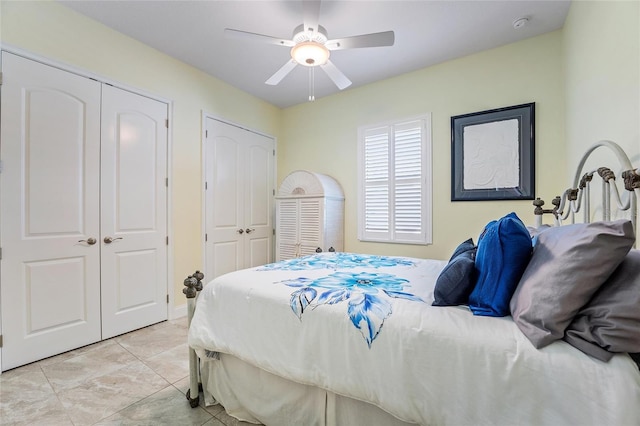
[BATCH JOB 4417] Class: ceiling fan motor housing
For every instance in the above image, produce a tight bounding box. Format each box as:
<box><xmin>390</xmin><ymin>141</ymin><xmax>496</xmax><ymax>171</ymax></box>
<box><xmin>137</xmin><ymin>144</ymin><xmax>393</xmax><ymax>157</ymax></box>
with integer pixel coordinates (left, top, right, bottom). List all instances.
<box><xmin>292</xmin><ymin>24</ymin><xmax>329</xmax><ymax>44</ymax></box>
<box><xmin>291</xmin><ymin>24</ymin><xmax>330</xmax><ymax>66</ymax></box>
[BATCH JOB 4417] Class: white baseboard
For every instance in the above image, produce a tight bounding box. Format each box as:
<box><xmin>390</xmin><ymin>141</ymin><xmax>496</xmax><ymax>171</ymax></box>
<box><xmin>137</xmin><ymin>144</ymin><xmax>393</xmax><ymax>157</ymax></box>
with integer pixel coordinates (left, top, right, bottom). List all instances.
<box><xmin>171</xmin><ymin>303</ymin><xmax>188</xmax><ymax>320</ymax></box>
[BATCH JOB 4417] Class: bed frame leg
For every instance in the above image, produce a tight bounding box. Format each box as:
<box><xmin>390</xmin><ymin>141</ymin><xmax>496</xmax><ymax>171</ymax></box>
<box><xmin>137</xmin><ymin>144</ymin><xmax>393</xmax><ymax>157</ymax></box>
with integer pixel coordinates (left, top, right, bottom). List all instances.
<box><xmin>184</xmin><ymin>270</ymin><xmax>204</xmax><ymax>408</ymax></box>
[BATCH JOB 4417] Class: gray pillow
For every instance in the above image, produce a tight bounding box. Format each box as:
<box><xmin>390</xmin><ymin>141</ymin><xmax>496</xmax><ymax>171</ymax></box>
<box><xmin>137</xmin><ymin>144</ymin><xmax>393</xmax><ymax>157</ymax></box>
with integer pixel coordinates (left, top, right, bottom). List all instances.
<box><xmin>510</xmin><ymin>219</ymin><xmax>635</xmax><ymax>349</ymax></box>
<box><xmin>563</xmin><ymin>249</ymin><xmax>640</xmax><ymax>361</ymax></box>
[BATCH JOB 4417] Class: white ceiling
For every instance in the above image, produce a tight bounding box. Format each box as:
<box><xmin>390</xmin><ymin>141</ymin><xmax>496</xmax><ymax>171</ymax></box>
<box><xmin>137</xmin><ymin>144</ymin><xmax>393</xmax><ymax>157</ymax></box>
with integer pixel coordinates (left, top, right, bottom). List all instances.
<box><xmin>59</xmin><ymin>0</ymin><xmax>571</xmax><ymax>109</ymax></box>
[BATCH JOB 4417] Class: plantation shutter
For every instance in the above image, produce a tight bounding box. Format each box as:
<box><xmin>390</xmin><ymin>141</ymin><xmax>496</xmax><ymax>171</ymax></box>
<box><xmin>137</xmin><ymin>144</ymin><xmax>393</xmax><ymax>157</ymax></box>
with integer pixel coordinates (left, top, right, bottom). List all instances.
<box><xmin>359</xmin><ymin>116</ymin><xmax>431</xmax><ymax>244</ymax></box>
<box><xmin>363</xmin><ymin>126</ymin><xmax>390</xmax><ymax>238</ymax></box>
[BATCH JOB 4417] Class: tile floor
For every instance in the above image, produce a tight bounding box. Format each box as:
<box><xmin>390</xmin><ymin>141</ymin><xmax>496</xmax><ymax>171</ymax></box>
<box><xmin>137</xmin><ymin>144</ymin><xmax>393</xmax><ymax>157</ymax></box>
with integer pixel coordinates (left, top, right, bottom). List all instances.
<box><xmin>0</xmin><ymin>318</ymin><xmax>253</xmax><ymax>426</ymax></box>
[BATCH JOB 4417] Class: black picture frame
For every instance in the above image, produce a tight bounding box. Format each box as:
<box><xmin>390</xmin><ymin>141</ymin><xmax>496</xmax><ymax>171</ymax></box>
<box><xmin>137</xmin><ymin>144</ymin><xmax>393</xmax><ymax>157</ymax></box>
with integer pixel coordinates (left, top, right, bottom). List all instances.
<box><xmin>451</xmin><ymin>102</ymin><xmax>535</xmax><ymax>201</ymax></box>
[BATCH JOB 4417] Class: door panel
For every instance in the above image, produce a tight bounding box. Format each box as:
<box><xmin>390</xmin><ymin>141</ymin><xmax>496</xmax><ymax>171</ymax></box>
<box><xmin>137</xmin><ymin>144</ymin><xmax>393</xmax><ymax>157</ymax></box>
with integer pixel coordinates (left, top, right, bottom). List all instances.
<box><xmin>100</xmin><ymin>85</ymin><xmax>168</xmax><ymax>339</ymax></box>
<box><xmin>25</xmin><ymin>258</ymin><xmax>87</xmax><ymax>332</ymax></box>
<box><xmin>27</xmin><ymin>90</ymin><xmax>87</xmax><ymax>235</ymax></box>
<box><xmin>247</xmin><ymin>238</ymin><xmax>270</xmax><ymax>267</ymax></box>
<box><xmin>116</xmin><ymin>112</ymin><xmax>158</xmax><ymax>231</ymax></box>
<box><xmin>114</xmin><ymin>249</ymin><xmax>158</xmax><ymax>310</ymax></box>
<box><xmin>276</xmin><ymin>199</ymin><xmax>299</xmax><ymax>260</ymax></box>
<box><xmin>299</xmin><ymin>199</ymin><xmax>322</xmax><ymax>252</ymax></box>
<box><xmin>0</xmin><ymin>52</ymin><xmax>102</xmax><ymax>370</ymax></box>
<box><xmin>213</xmin><ymin>242</ymin><xmax>241</xmax><ymax>278</ymax></box>
<box><xmin>244</xmin><ymin>133</ymin><xmax>274</xmax><ymax>268</ymax></box>
<box><xmin>205</xmin><ymin>118</ymin><xmax>274</xmax><ymax>278</ymax></box>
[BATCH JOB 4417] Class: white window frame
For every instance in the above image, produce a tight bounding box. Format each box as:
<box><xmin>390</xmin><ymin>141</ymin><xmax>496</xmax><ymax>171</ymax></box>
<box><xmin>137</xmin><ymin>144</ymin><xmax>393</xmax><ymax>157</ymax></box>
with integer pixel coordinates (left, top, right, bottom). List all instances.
<box><xmin>357</xmin><ymin>114</ymin><xmax>432</xmax><ymax>245</ymax></box>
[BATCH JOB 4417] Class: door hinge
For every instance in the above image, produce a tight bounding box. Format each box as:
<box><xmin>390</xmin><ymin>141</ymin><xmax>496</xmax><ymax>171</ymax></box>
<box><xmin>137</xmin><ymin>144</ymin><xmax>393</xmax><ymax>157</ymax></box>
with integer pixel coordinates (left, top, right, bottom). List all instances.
<box><xmin>205</xmin><ymin>233</ymin><xmax>208</xmax><ymax>242</ymax></box>
<box><xmin>273</xmin><ymin>229</ymin><xmax>275</xmax><ymax>235</ymax></box>
<box><xmin>0</xmin><ymin>335</ymin><xmax>3</xmax><ymax>348</ymax></box>
<box><xmin>273</xmin><ymin>189</ymin><xmax>275</xmax><ymax>196</ymax></box>
<box><xmin>0</xmin><ymin>72</ymin><xmax>3</xmax><ymax>86</ymax></box>
<box><xmin>205</xmin><ymin>181</ymin><xmax>208</xmax><ymax>190</ymax></box>
<box><xmin>166</xmin><ymin>236</ymin><xmax>169</xmax><ymax>245</ymax></box>
<box><xmin>0</xmin><ymin>247</ymin><xmax>2</xmax><ymax>260</ymax></box>
<box><xmin>165</xmin><ymin>119</ymin><xmax>169</xmax><ymax>128</ymax></box>
<box><xmin>273</xmin><ymin>149</ymin><xmax>276</xmax><ymax>156</ymax></box>
<box><xmin>166</xmin><ymin>294</ymin><xmax>169</xmax><ymax>304</ymax></box>
<box><xmin>205</xmin><ymin>130</ymin><xmax>208</xmax><ymax>138</ymax></box>
<box><xmin>165</xmin><ymin>177</ymin><xmax>169</xmax><ymax>187</ymax></box>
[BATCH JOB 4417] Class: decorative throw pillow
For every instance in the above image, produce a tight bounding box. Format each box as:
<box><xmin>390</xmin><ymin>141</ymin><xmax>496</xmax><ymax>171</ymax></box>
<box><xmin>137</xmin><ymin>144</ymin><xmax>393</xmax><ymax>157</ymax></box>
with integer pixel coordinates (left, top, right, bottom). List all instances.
<box><xmin>432</xmin><ymin>238</ymin><xmax>477</xmax><ymax>306</ymax></box>
<box><xmin>510</xmin><ymin>220</ymin><xmax>635</xmax><ymax>349</ymax></box>
<box><xmin>448</xmin><ymin>238</ymin><xmax>476</xmax><ymax>261</ymax></box>
<box><xmin>468</xmin><ymin>212</ymin><xmax>532</xmax><ymax>317</ymax></box>
<box><xmin>563</xmin><ymin>249</ymin><xmax>640</xmax><ymax>361</ymax></box>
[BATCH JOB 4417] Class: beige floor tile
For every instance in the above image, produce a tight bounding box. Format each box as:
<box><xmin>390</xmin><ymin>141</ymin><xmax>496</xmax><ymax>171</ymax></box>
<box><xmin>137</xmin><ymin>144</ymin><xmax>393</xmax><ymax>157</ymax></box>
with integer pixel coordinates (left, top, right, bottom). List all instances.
<box><xmin>94</xmin><ymin>385</ymin><xmax>213</xmax><ymax>426</ymax></box>
<box><xmin>55</xmin><ymin>361</ymin><xmax>169</xmax><ymax>425</ymax></box>
<box><xmin>0</xmin><ymin>370</ymin><xmax>72</xmax><ymax>426</ymax></box>
<box><xmin>214</xmin><ymin>409</ymin><xmax>261</xmax><ymax>426</ymax></box>
<box><xmin>143</xmin><ymin>342</ymin><xmax>190</xmax><ymax>384</ymax></box>
<box><xmin>0</xmin><ymin>318</ymin><xmax>255</xmax><ymax>426</ymax></box>
<box><xmin>115</xmin><ymin>322</ymin><xmax>187</xmax><ymax>359</ymax></box>
<box><xmin>169</xmin><ymin>316</ymin><xmax>189</xmax><ymax>329</ymax></box>
<box><xmin>41</xmin><ymin>340</ymin><xmax>139</xmax><ymax>393</ymax></box>
<box><xmin>202</xmin><ymin>418</ymin><xmax>229</xmax><ymax>426</ymax></box>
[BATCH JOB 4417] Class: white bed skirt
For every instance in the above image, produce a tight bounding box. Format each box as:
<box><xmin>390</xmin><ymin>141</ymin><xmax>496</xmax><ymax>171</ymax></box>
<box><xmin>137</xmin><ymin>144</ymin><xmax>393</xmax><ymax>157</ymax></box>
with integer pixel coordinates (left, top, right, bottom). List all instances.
<box><xmin>200</xmin><ymin>353</ymin><xmax>417</xmax><ymax>426</ymax></box>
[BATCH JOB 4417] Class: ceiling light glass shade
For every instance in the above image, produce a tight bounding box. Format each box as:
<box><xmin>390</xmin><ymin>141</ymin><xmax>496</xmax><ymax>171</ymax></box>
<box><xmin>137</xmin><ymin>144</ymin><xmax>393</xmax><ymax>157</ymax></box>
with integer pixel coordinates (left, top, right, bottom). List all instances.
<box><xmin>291</xmin><ymin>42</ymin><xmax>330</xmax><ymax>67</ymax></box>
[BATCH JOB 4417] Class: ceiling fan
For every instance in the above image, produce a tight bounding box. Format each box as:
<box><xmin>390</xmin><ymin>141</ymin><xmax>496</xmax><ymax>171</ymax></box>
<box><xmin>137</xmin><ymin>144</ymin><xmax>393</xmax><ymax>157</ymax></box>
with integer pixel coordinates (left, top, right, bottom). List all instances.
<box><xmin>224</xmin><ymin>0</ymin><xmax>395</xmax><ymax>93</ymax></box>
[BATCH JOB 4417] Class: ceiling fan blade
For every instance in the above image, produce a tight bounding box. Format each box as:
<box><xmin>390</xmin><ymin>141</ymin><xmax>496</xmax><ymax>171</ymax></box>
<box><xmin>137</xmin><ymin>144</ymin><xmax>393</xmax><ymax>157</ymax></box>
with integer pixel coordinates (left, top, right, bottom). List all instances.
<box><xmin>302</xmin><ymin>0</ymin><xmax>322</xmax><ymax>34</ymax></box>
<box><xmin>325</xmin><ymin>31</ymin><xmax>395</xmax><ymax>50</ymax></box>
<box><xmin>320</xmin><ymin>60</ymin><xmax>352</xmax><ymax>90</ymax></box>
<box><xmin>224</xmin><ymin>28</ymin><xmax>294</xmax><ymax>47</ymax></box>
<box><xmin>265</xmin><ymin>60</ymin><xmax>298</xmax><ymax>85</ymax></box>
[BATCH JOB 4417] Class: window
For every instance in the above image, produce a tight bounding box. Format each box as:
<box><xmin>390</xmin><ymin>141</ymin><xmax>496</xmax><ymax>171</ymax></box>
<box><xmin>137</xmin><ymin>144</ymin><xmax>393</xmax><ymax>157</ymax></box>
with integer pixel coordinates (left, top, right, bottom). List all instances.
<box><xmin>357</xmin><ymin>115</ymin><xmax>432</xmax><ymax>244</ymax></box>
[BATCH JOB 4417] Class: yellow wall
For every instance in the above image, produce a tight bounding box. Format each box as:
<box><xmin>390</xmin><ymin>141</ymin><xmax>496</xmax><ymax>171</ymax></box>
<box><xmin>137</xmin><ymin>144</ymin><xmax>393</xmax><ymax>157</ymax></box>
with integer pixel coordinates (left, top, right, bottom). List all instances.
<box><xmin>563</xmin><ymin>0</ymin><xmax>640</xmax><ymax>166</ymax></box>
<box><xmin>0</xmin><ymin>0</ymin><xmax>282</xmax><ymax>308</ymax></box>
<box><xmin>280</xmin><ymin>31</ymin><xmax>566</xmax><ymax>260</ymax></box>
<box><xmin>562</xmin><ymin>0</ymin><xmax>639</xmax><ymax>239</ymax></box>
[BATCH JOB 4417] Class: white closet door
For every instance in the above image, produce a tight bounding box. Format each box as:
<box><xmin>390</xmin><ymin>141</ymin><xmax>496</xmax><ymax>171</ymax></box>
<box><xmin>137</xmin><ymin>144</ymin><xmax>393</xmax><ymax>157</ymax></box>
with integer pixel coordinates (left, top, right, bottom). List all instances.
<box><xmin>100</xmin><ymin>85</ymin><xmax>168</xmax><ymax>339</ymax></box>
<box><xmin>205</xmin><ymin>117</ymin><xmax>274</xmax><ymax>279</ymax></box>
<box><xmin>243</xmin><ymin>132</ymin><xmax>275</xmax><ymax>268</ymax></box>
<box><xmin>0</xmin><ymin>52</ymin><xmax>102</xmax><ymax>370</ymax></box>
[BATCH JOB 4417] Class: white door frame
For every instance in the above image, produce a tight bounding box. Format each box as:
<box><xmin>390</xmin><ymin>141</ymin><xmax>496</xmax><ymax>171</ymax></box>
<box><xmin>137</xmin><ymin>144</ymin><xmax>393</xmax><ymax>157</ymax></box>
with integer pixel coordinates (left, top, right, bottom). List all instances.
<box><xmin>200</xmin><ymin>112</ymin><xmax>278</xmax><ymax>276</ymax></box>
<box><xmin>0</xmin><ymin>46</ymin><xmax>174</xmax><ymax>373</ymax></box>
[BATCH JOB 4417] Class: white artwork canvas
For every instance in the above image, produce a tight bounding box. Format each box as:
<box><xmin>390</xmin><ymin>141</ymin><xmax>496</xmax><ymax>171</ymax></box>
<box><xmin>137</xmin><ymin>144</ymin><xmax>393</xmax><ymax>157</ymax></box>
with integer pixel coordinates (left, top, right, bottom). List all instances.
<box><xmin>463</xmin><ymin>119</ymin><xmax>520</xmax><ymax>190</ymax></box>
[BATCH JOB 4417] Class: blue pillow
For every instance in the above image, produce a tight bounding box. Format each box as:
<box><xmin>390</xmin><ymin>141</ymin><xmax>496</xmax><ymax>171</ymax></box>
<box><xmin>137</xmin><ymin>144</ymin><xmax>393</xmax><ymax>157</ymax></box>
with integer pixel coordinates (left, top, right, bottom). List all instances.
<box><xmin>448</xmin><ymin>238</ymin><xmax>475</xmax><ymax>261</ymax></box>
<box><xmin>433</xmin><ymin>239</ymin><xmax>477</xmax><ymax>306</ymax></box>
<box><xmin>469</xmin><ymin>212</ymin><xmax>532</xmax><ymax>317</ymax></box>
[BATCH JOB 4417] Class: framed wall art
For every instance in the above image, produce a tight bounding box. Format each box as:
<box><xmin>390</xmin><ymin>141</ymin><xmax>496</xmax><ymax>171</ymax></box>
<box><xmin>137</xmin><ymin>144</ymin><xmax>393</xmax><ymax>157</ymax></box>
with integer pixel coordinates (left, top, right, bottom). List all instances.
<box><xmin>451</xmin><ymin>102</ymin><xmax>535</xmax><ymax>201</ymax></box>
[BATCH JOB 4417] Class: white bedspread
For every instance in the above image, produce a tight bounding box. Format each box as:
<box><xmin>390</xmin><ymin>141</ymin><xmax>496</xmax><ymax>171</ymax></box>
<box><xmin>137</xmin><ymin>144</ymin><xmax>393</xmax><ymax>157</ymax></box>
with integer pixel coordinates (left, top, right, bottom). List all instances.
<box><xmin>188</xmin><ymin>253</ymin><xmax>640</xmax><ymax>425</ymax></box>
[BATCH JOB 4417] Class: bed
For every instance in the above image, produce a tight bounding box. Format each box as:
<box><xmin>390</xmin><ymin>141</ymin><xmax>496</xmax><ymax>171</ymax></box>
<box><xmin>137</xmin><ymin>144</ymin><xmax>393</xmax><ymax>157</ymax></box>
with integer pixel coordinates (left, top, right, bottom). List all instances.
<box><xmin>186</xmin><ymin>140</ymin><xmax>640</xmax><ymax>425</ymax></box>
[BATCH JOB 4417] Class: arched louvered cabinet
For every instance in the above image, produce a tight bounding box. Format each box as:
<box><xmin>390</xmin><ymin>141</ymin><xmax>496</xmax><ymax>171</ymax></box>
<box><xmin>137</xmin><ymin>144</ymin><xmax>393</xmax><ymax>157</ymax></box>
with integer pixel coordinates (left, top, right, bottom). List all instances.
<box><xmin>276</xmin><ymin>170</ymin><xmax>345</xmax><ymax>261</ymax></box>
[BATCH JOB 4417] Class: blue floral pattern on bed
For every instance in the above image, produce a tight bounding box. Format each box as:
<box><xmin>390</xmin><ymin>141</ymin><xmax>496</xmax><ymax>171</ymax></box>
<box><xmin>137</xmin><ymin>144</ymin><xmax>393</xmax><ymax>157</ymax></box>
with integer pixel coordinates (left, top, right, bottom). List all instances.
<box><xmin>267</xmin><ymin>253</ymin><xmax>424</xmax><ymax>347</ymax></box>
<box><xmin>258</xmin><ymin>252</ymin><xmax>416</xmax><ymax>271</ymax></box>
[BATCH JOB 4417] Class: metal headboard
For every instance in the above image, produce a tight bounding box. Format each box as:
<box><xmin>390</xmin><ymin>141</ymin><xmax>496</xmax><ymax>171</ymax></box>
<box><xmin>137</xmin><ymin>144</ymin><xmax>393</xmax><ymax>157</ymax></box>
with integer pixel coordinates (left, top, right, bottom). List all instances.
<box><xmin>533</xmin><ymin>140</ymin><xmax>640</xmax><ymax>243</ymax></box>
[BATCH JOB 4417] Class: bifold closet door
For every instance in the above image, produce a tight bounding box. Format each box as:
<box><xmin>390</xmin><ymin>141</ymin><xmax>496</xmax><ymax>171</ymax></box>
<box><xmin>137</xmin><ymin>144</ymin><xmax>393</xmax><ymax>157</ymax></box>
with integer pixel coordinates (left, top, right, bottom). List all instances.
<box><xmin>0</xmin><ymin>52</ymin><xmax>102</xmax><ymax>370</ymax></box>
<box><xmin>100</xmin><ymin>85</ymin><xmax>168</xmax><ymax>339</ymax></box>
<box><xmin>204</xmin><ymin>117</ymin><xmax>274</xmax><ymax>280</ymax></box>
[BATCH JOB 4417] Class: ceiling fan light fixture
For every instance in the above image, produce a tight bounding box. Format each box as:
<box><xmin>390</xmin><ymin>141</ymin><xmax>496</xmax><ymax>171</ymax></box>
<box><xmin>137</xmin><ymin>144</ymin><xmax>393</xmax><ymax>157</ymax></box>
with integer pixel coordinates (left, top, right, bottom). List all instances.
<box><xmin>291</xmin><ymin>41</ymin><xmax>330</xmax><ymax>66</ymax></box>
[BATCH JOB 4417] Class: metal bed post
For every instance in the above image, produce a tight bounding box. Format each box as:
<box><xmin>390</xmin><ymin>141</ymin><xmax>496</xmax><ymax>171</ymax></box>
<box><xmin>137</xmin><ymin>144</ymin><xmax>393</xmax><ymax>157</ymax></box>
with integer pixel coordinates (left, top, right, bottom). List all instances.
<box><xmin>184</xmin><ymin>270</ymin><xmax>204</xmax><ymax>408</ymax></box>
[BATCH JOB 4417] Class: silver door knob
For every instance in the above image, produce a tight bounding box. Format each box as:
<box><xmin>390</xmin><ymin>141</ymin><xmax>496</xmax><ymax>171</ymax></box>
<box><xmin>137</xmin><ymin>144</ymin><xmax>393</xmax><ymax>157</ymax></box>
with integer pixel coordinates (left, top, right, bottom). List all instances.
<box><xmin>78</xmin><ymin>237</ymin><xmax>97</xmax><ymax>245</ymax></box>
<box><xmin>237</xmin><ymin>229</ymin><xmax>244</xmax><ymax>234</ymax></box>
<box><xmin>104</xmin><ymin>236</ymin><xmax>123</xmax><ymax>244</ymax></box>
<box><xmin>245</xmin><ymin>228</ymin><xmax>255</xmax><ymax>234</ymax></box>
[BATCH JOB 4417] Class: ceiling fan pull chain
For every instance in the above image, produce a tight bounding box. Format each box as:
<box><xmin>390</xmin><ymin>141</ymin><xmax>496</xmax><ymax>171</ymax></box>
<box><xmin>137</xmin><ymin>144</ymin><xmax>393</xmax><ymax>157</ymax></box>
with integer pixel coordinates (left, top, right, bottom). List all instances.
<box><xmin>309</xmin><ymin>67</ymin><xmax>315</xmax><ymax>102</ymax></box>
